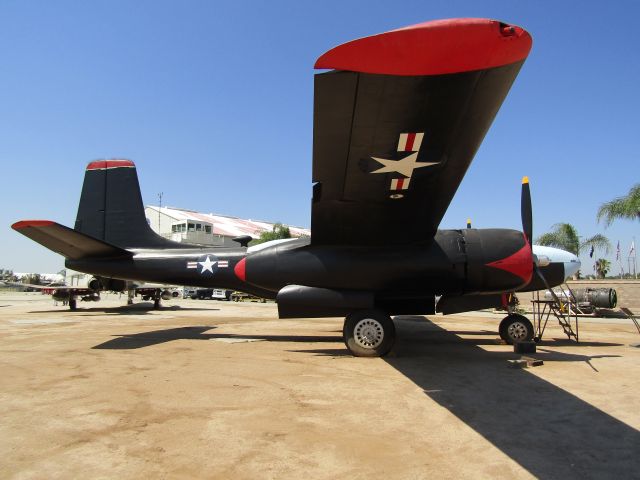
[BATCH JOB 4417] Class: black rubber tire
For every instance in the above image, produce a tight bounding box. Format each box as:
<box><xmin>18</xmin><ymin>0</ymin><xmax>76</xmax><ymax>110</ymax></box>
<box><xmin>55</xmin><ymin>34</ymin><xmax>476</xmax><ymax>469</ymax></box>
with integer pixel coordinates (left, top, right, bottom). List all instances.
<box><xmin>499</xmin><ymin>314</ymin><xmax>534</xmax><ymax>344</ymax></box>
<box><xmin>153</xmin><ymin>299</ymin><xmax>160</xmax><ymax>310</ymax></box>
<box><xmin>69</xmin><ymin>299</ymin><xmax>77</xmax><ymax>311</ymax></box>
<box><xmin>343</xmin><ymin>309</ymin><xmax>395</xmax><ymax>357</ymax></box>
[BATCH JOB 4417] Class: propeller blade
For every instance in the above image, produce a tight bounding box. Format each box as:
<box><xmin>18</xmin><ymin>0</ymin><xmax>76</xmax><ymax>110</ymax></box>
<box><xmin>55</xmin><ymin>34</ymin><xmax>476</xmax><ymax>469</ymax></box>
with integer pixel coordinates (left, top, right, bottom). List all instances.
<box><xmin>521</xmin><ymin>176</ymin><xmax>532</xmax><ymax>246</ymax></box>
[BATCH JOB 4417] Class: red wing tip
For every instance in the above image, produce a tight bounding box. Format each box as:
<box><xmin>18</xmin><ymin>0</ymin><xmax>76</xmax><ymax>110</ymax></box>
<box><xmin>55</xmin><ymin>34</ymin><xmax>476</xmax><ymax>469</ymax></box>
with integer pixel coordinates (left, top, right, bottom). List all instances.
<box><xmin>12</xmin><ymin>220</ymin><xmax>55</xmax><ymax>230</ymax></box>
<box><xmin>86</xmin><ymin>159</ymin><xmax>136</xmax><ymax>171</ymax></box>
<box><xmin>314</xmin><ymin>17</ymin><xmax>532</xmax><ymax>76</ymax></box>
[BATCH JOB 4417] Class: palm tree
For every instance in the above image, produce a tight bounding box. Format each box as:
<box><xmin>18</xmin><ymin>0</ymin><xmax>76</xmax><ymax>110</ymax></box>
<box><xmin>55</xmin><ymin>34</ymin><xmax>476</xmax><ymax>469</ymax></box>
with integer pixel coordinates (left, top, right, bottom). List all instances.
<box><xmin>595</xmin><ymin>258</ymin><xmax>611</xmax><ymax>279</ymax></box>
<box><xmin>597</xmin><ymin>184</ymin><xmax>640</xmax><ymax>227</ymax></box>
<box><xmin>535</xmin><ymin>223</ymin><xmax>611</xmax><ymax>256</ymax></box>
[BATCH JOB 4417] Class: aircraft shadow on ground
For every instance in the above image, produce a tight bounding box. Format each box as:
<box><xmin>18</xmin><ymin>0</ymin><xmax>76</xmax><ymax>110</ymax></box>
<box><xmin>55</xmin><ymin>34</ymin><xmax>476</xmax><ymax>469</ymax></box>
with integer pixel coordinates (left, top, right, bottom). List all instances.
<box><xmin>91</xmin><ymin>317</ymin><xmax>639</xmax><ymax>477</ymax></box>
<box><xmin>28</xmin><ymin>304</ymin><xmax>216</xmax><ymax>315</ymax></box>
<box><xmin>92</xmin><ymin>326</ymin><xmax>342</xmax><ymax>349</ymax></box>
<box><xmin>378</xmin><ymin>316</ymin><xmax>639</xmax><ymax>479</ymax></box>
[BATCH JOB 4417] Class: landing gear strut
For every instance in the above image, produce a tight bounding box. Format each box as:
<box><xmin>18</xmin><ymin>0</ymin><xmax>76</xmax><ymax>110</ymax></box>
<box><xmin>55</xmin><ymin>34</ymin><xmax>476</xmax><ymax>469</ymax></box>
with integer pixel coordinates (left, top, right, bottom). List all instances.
<box><xmin>343</xmin><ymin>309</ymin><xmax>395</xmax><ymax>357</ymax></box>
<box><xmin>153</xmin><ymin>289</ymin><xmax>161</xmax><ymax>310</ymax></box>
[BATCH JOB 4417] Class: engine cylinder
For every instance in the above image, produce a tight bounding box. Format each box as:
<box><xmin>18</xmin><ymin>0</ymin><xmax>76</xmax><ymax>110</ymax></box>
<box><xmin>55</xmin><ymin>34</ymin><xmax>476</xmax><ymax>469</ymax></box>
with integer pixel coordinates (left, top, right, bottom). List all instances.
<box><xmin>545</xmin><ymin>288</ymin><xmax>617</xmax><ymax>309</ymax></box>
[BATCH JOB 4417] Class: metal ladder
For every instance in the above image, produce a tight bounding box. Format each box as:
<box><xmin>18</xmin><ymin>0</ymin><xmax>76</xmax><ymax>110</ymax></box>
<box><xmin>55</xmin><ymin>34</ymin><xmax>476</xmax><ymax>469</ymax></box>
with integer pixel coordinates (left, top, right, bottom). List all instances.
<box><xmin>531</xmin><ymin>283</ymin><xmax>580</xmax><ymax>342</ymax></box>
<box><xmin>619</xmin><ymin>307</ymin><xmax>640</xmax><ymax>334</ymax></box>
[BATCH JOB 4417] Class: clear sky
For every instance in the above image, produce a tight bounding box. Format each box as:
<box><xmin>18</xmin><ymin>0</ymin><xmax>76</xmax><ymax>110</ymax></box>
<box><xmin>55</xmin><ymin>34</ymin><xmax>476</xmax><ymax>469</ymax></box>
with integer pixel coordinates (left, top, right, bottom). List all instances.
<box><xmin>1</xmin><ymin>0</ymin><xmax>638</xmax><ymax>275</ymax></box>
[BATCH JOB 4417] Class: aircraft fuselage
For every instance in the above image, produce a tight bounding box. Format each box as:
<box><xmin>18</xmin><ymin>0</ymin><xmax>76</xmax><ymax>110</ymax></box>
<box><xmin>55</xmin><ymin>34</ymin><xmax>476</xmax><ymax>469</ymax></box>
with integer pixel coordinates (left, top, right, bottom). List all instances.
<box><xmin>65</xmin><ymin>226</ymin><xmax>570</xmax><ymax>316</ymax></box>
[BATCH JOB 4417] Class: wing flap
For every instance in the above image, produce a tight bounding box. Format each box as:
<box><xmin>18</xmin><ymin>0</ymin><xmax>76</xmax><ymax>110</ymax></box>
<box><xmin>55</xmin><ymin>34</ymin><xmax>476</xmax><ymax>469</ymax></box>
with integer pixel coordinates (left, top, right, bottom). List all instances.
<box><xmin>12</xmin><ymin>220</ymin><xmax>131</xmax><ymax>260</ymax></box>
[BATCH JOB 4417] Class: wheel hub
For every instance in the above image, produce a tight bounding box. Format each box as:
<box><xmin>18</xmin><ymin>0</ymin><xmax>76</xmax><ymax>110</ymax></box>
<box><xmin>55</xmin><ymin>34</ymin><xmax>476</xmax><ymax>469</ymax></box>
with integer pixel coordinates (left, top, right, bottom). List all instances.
<box><xmin>507</xmin><ymin>322</ymin><xmax>528</xmax><ymax>341</ymax></box>
<box><xmin>354</xmin><ymin>318</ymin><xmax>384</xmax><ymax>349</ymax></box>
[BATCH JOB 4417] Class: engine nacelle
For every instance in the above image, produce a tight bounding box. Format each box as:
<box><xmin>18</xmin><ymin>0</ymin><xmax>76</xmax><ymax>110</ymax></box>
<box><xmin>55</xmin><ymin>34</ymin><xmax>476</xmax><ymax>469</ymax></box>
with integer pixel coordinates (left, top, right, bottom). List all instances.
<box><xmin>460</xmin><ymin>228</ymin><xmax>533</xmax><ymax>294</ymax></box>
<box><xmin>241</xmin><ymin>229</ymin><xmax>532</xmax><ymax>301</ymax></box>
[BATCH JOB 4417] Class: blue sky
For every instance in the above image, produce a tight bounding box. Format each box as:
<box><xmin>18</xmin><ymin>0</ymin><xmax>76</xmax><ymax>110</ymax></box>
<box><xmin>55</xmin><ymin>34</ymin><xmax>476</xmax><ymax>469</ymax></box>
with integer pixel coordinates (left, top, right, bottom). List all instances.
<box><xmin>1</xmin><ymin>0</ymin><xmax>638</xmax><ymax>275</ymax></box>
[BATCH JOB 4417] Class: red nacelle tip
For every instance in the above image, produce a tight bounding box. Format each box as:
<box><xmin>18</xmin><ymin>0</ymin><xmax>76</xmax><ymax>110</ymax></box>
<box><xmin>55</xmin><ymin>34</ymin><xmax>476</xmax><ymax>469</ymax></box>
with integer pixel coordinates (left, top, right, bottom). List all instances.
<box><xmin>485</xmin><ymin>238</ymin><xmax>534</xmax><ymax>285</ymax></box>
<box><xmin>234</xmin><ymin>257</ymin><xmax>246</xmax><ymax>282</ymax></box>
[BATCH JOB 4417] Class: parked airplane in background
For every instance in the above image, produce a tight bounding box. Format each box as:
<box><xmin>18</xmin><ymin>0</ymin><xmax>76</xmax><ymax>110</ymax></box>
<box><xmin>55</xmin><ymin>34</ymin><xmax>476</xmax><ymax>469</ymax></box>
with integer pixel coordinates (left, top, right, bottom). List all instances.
<box><xmin>12</xmin><ymin>18</ymin><xmax>580</xmax><ymax>356</ymax></box>
<box><xmin>5</xmin><ymin>274</ymin><xmax>180</xmax><ymax>309</ymax></box>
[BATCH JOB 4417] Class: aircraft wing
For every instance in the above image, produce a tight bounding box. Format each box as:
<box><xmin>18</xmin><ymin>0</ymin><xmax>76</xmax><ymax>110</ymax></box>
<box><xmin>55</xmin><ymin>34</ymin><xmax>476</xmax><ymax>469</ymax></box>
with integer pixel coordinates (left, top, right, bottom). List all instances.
<box><xmin>311</xmin><ymin>18</ymin><xmax>532</xmax><ymax>246</ymax></box>
<box><xmin>11</xmin><ymin>220</ymin><xmax>131</xmax><ymax>260</ymax></box>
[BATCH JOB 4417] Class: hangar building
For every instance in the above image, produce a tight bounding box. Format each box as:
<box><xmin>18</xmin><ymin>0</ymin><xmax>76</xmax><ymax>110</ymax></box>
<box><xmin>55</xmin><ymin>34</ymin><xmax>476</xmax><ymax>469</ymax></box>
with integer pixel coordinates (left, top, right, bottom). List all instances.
<box><xmin>144</xmin><ymin>206</ymin><xmax>309</xmax><ymax>247</ymax></box>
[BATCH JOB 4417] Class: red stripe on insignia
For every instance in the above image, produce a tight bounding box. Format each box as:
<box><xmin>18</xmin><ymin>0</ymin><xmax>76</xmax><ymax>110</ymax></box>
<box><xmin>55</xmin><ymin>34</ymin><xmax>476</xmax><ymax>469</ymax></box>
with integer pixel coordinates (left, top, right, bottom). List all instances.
<box><xmin>397</xmin><ymin>178</ymin><xmax>404</xmax><ymax>189</ymax></box>
<box><xmin>11</xmin><ymin>220</ymin><xmax>55</xmax><ymax>230</ymax></box>
<box><xmin>405</xmin><ymin>133</ymin><xmax>415</xmax><ymax>151</ymax></box>
<box><xmin>86</xmin><ymin>159</ymin><xmax>136</xmax><ymax>171</ymax></box>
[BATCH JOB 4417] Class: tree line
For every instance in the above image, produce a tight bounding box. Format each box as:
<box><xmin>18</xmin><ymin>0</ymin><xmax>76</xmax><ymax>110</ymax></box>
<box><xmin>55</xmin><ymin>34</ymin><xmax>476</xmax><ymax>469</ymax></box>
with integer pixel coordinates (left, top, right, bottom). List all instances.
<box><xmin>536</xmin><ymin>184</ymin><xmax>639</xmax><ymax>279</ymax></box>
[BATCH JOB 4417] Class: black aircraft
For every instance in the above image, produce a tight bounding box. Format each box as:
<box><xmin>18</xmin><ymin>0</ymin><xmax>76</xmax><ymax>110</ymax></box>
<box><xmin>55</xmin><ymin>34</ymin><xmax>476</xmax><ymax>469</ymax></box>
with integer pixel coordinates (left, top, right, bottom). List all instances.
<box><xmin>12</xmin><ymin>18</ymin><xmax>578</xmax><ymax>356</ymax></box>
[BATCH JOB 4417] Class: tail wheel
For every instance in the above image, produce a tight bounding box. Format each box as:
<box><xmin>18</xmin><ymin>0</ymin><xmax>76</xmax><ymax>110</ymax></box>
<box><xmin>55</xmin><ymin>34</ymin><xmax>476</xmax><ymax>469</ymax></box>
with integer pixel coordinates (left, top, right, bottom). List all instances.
<box><xmin>343</xmin><ymin>309</ymin><xmax>395</xmax><ymax>357</ymax></box>
<box><xmin>499</xmin><ymin>314</ymin><xmax>534</xmax><ymax>344</ymax></box>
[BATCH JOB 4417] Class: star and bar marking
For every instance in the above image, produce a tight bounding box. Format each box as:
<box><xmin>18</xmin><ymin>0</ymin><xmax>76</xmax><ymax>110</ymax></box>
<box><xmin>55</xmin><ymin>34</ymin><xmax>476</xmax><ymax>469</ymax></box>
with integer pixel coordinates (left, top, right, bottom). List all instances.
<box><xmin>186</xmin><ymin>255</ymin><xmax>229</xmax><ymax>275</ymax></box>
<box><xmin>370</xmin><ymin>132</ymin><xmax>438</xmax><ymax>198</ymax></box>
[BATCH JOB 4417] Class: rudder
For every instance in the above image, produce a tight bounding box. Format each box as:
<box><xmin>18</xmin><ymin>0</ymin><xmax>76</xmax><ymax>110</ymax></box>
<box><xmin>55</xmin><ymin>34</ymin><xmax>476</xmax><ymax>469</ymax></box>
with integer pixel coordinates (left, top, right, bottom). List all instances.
<box><xmin>74</xmin><ymin>159</ymin><xmax>174</xmax><ymax>248</ymax></box>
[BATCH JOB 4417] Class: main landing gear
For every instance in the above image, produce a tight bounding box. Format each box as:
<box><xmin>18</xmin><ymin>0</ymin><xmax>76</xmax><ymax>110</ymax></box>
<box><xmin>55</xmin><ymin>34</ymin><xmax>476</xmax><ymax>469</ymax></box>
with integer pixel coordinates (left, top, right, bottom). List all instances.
<box><xmin>153</xmin><ymin>288</ymin><xmax>162</xmax><ymax>310</ymax></box>
<box><xmin>343</xmin><ymin>309</ymin><xmax>396</xmax><ymax>357</ymax></box>
<box><xmin>499</xmin><ymin>313</ymin><xmax>534</xmax><ymax>344</ymax></box>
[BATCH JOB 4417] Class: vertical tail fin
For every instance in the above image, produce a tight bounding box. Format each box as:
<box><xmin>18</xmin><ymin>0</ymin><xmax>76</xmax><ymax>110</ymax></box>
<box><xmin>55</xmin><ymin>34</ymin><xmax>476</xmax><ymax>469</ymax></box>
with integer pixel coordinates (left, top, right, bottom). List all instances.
<box><xmin>74</xmin><ymin>159</ymin><xmax>173</xmax><ymax>248</ymax></box>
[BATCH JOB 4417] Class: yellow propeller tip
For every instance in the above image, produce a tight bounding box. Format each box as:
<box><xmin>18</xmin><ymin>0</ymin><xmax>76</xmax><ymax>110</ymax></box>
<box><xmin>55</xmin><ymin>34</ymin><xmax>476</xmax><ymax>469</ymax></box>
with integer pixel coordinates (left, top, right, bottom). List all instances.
<box><xmin>522</xmin><ymin>176</ymin><xmax>529</xmax><ymax>184</ymax></box>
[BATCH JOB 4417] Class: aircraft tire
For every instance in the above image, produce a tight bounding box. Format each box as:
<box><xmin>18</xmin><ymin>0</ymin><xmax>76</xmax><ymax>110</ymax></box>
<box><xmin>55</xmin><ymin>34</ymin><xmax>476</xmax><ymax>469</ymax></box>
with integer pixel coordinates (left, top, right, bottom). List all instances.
<box><xmin>343</xmin><ymin>309</ymin><xmax>395</xmax><ymax>357</ymax></box>
<box><xmin>499</xmin><ymin>314</ymin><xmax>534</xmax><ymax>344</ymax></box>
<box><xmin>69</xmin><ymin>299</ymin><xmax>77</xmax><ymax>311</ymax></box>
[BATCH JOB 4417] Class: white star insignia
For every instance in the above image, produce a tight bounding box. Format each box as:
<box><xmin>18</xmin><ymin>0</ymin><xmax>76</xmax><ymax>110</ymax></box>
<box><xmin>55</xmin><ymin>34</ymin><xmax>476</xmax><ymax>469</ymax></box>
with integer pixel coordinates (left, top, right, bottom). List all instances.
<box><xmin>370</xmin><ymin>152</ymin><xmax>438</xmax><ymax>177</ymax></box>
<box><xmin>198</xmin><ymin>256</ymin><xmax>216</xmax><ymax>274</ymax></box>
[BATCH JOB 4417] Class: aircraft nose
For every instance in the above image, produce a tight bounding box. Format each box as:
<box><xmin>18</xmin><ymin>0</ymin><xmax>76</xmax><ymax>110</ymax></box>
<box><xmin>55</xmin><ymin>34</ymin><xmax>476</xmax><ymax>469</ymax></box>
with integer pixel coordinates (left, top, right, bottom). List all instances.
<box><xmin>564</xmin><ymin>254</ymin><xmax>581</xmax><ymax>280</ymax></box>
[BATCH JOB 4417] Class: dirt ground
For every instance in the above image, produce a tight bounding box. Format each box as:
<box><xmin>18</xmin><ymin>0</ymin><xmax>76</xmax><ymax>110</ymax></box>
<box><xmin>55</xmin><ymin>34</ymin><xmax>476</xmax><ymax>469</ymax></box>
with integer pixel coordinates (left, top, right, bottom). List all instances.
<box><xmin>1</xmin><ymin>292</ymin><xmax>639</xmax><ymax>479</ymax></box>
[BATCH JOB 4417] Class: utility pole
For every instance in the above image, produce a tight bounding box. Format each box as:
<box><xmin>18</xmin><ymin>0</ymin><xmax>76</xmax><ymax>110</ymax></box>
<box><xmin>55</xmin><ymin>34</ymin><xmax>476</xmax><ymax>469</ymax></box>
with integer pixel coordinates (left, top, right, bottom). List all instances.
<box><xmin>158</xmin><ymin>192</ymin><xmax>163</xmax><ymax>233</ymax></box>
<box><xmin>633</xmin><ymin>236</ymin><xmax>637</xmax><ymax>279</ymax></box>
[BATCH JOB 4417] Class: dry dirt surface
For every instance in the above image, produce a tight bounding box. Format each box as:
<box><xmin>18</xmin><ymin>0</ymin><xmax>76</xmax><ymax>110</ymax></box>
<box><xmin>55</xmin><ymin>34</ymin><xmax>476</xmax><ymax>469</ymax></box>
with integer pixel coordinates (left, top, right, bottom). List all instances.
<box><xmin>1</xmin><ymin>292</ymin><xmax>639</xmax><ymax>479</ymax></box>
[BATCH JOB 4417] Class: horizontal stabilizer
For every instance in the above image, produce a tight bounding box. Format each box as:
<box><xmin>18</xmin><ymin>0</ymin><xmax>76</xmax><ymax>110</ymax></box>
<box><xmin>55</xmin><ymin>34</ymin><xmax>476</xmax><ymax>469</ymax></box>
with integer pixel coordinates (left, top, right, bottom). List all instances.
<box><xmin>11</xmin><ymin>220</ymin><xmax>131</xmax><ymax>260</ymax></box>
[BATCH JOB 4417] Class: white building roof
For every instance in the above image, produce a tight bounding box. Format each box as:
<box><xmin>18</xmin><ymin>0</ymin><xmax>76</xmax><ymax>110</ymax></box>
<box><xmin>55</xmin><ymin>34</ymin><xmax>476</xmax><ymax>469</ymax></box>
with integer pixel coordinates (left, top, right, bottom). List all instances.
<box><xmin>146</xmin><ymin>206</ymin><xmax>310</xmax><ymax>238</ymax></box>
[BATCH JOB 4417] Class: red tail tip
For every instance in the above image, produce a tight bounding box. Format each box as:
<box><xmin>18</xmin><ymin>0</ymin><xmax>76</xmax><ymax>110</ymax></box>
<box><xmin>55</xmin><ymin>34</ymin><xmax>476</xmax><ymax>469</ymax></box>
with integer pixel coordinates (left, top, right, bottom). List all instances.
<box><xmin>86</xmin><ymin>159</ymin><xmax>136</xmax><ymax>171</ymax></box>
